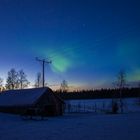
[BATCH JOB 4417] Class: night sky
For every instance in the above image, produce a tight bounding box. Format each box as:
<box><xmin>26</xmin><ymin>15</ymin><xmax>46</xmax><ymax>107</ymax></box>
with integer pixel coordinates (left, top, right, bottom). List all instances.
<box><xmin>0</xmin><ymin>0</ymin><xmax>140</xmax><ymax>90</ymax></box>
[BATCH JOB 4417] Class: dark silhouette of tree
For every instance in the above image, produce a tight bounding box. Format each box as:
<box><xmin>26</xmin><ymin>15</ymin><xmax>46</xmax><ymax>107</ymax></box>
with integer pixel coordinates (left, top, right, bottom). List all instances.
<box><xmin>18</xmin><ymin>70</ymin><xmax>30</xmax><ymax>89</ymax></box>
<box><xmin>6</xmin><ymin>68</ymin><xmax>19</xmax><ymax>90</ymax></box>
<box><xmin>35</xmin><ymin>72</ymin><xmax>42</xmax><ymax>88</ymax></box>
<box><xmin>116</xmin><ymin>70</ymin><xmax>126</xmax><ymax>113</ymax></box>
<box><xmin>60</xmin><ymin>80</ymin><xmax>68</xmax><ymax>92</ymax></box>
<box><xmin>0</xmin><ymin>77</ymin><xmax>3</xmax><ymax>87</ymax></box>
<box><xmin>0</xmin><ymin>77</ymin><xmax>4</xmax><ymax>92</ymax></box>
<box><xmin>55</xmin><ymin>87</ymin><xmax>140</xmax><ymax>100</ymax></box>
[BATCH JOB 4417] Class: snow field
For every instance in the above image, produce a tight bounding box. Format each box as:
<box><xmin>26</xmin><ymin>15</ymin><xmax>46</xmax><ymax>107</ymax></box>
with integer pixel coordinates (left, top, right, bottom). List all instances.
<box><xmin>0</xmin><ymin>112</ymin><xmax>140</xmax><ymax>140</ymax></box>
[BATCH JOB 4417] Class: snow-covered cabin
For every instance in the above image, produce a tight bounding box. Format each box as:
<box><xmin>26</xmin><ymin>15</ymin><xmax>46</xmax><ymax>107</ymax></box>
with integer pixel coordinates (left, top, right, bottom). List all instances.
<box><xmin>0</xmin><ymin>87</ymin><xmax>65</xmax><ymax>116</ymax></box>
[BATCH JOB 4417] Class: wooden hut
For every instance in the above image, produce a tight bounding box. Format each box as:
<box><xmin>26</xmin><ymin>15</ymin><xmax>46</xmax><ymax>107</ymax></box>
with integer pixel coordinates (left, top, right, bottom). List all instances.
<box><xmin>0</xmin><ymin>87</ymin><xmax>65</xmax><ymax>116</ymax></box>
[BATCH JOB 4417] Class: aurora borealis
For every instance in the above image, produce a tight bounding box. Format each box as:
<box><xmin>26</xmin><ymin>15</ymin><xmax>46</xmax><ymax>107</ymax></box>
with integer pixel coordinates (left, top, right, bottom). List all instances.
<box><xmin>0</xmin><ymin>0</ymin><xmax>140</xmax><ymax>90</ymax></box>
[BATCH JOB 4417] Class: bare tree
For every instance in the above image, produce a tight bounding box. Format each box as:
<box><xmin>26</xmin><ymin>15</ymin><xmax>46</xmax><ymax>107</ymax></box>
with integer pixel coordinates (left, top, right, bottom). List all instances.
<box><xmin>18</xmin><ymin>70</ymin><xmax>30</xmax><ymax>89</ymax></box>
<box><xmin>35</xmin><ymin>72</ymin><xmax>42</xmax><ymax>88</ymax></box>
<box><xmin>6</xmin><ymin>68</ymin><xmax>19</xmax><ymax>90</ymax></box>
<box><xmin>0</xmin><ymin>77</ymin><xmax>3</xmax><ymax>87</ymax></box>
<box><xmin>117</xmin><ymin>70</ymin><xmax>126</xmax><ymax>113</ymax></box>
<box><xmin>0</xmin><ymin>77</ymin><xmax>4</xmax><ymax>92</ymax></box>
<box><xmin>60</xmin><ymin>80</ymin><xmax>68</xmax><ymax>92</ymax></box>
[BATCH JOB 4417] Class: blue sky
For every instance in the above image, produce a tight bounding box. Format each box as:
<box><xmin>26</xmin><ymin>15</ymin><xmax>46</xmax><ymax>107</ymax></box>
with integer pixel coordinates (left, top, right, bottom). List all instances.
<box><xmin>0</xmin><ymin>0</ymin><xmax>140</xmax><ymax>90</ymax></box>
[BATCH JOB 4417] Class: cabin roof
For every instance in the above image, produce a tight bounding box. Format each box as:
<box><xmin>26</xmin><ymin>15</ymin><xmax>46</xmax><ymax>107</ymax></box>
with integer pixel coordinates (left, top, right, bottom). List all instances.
<box><xmin>0</xmin><ymin>87</ymin><xmax>53</xmax><ymax>106</ymax></box>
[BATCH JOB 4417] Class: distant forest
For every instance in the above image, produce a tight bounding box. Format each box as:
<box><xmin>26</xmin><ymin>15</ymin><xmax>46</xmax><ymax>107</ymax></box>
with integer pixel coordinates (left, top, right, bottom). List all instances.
<box><xmin>55</xmin><ymin>88</ymin><xmax>140</xmax><ymax>100</ymax></box>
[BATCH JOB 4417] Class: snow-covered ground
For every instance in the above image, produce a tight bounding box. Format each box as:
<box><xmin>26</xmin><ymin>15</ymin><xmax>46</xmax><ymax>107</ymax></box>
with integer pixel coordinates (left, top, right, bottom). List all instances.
<box><xmin>0</xmin><ymin>98</ymin><xmax>140</xmax><ymax>140</ymax></box>
<box><xmin>65</xmin><ymin>98</ymin><xmax>140</xmax><ymax>113</ymax></box>
<box><xmin>0</xmin><ymin>112</ymin><xmax>140</xmax><ymax>140</ymax></box>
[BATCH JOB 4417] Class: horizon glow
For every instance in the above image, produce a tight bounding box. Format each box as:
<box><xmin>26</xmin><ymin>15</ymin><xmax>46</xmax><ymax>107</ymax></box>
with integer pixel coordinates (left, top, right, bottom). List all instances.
<box><xmin>0</xmin><ymin>0</ymin><xmax>140</xmax><ymax>90</ymax></box>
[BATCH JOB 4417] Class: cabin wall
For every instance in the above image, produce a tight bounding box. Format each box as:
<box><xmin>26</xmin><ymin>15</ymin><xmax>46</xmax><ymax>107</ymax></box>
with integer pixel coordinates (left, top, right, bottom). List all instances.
<box><xmin>0</xmin><ymin>106</ymin><xmax>31</xmax><ymax>115</ymax></box>
<box><xmin>36</xmin><ymin>93</ymin><xmax>64</xmax><ymax>116</ymax></box>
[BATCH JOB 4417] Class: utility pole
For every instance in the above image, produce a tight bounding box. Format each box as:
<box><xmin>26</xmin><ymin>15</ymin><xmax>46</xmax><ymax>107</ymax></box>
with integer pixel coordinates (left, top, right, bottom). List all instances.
<box><xmin>36</xmin><ymin>57</ymin><xmax>51</xmax><ymax>88</ymax></box>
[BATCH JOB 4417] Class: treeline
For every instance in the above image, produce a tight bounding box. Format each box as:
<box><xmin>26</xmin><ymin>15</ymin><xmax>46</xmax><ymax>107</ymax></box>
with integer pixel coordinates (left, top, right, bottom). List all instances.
<box><xmin>55</xmin><ymin>88</ymin><xmax>140</xmax><ymax>100</ymax></box>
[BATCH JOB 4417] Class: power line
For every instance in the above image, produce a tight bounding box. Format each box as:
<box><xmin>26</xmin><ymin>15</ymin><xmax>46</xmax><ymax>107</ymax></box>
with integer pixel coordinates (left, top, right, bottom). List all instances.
<box><xmin>36</xmin><ymin>57</ymin><xmax>52</xmax><ymax>88</ymax></box>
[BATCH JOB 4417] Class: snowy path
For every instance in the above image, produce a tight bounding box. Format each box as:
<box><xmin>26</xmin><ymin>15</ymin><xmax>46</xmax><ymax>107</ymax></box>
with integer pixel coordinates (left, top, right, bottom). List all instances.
<box><xmin>0</xmin><ymin>113</ymin><xmax>140</xmax><ymax>140</ymax></box>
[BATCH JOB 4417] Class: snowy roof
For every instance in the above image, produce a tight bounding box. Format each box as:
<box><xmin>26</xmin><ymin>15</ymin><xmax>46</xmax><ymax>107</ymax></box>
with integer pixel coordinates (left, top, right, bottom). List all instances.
<box><xmin>0</xmin><ymin>87</ymin><xmax>52</xmax><ymax>106</ymax></box>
